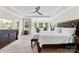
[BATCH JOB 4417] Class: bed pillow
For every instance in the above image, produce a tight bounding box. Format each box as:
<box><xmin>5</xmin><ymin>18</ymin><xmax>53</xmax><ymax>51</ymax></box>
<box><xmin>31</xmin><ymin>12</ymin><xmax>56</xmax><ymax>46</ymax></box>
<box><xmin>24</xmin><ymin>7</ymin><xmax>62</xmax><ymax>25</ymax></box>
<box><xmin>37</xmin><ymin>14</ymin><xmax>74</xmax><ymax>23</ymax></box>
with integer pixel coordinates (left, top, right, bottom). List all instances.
<box><xmin>54</xmin><ymin>27</ymin><xmax>62</xmax><ymax>33</ymax></box>
<box><xmin>62</xmin><ymin>28</ymin><xmax>76</xmax><ymax>35</ymax></box>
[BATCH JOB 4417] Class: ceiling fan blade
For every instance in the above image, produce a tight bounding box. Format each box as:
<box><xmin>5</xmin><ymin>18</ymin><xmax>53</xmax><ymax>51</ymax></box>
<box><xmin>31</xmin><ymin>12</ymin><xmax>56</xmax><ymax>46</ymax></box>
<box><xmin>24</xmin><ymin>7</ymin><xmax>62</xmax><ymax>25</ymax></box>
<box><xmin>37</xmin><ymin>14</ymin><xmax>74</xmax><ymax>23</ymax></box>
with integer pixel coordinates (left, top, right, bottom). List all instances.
<box><xmin>33</xmin><ymin>6</ymin><xmax>40</xmax><ymax>13</ymax></box>
<box><xmin>33</xmin><ymin>11</ymin><xmax>37</xmax><ymax>13</ymax></box>
<box><xmin>28</xmin><ymin>6</ymin><xmax>43</xmax><ymax>15</ymax></box>
<box><xmin>38</xmin><ymin>12</ymin><xmax>43</xmax><ymax>15</ymax></box>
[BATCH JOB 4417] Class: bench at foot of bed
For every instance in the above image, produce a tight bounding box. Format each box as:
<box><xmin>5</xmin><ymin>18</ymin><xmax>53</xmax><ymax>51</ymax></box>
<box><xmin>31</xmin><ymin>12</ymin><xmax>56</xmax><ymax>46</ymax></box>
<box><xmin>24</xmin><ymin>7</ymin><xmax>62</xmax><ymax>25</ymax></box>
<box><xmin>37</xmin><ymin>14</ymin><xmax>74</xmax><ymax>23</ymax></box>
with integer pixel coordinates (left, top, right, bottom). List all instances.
<box><xmin>31</xmin><ymin>35</ymin><xmax>41</xmax><ymax>53</ymax></box>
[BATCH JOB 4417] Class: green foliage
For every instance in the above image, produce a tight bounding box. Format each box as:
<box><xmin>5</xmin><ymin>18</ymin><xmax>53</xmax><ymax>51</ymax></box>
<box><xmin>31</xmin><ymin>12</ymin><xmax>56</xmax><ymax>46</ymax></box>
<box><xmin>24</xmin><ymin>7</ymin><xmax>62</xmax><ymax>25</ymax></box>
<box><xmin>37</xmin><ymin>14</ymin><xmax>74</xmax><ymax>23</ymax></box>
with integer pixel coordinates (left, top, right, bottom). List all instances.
<box><xmin>39</xmin><ymin>23</ymin><xmax>43</xmax><ymax>28</ymax></box>
<box><xmin>45</xmin><ymin>23</ymin><xmax>48</xmax><ymax>28</ymax></box>
<box><xmin>0</xmin><ymin>21</ymin><xmax>13</xmax><ymax>29</ymax></box>
<box><xmin>34</xmin><ymin>23</ymin><xmax>37</xmax><ymax>28</ymax></box>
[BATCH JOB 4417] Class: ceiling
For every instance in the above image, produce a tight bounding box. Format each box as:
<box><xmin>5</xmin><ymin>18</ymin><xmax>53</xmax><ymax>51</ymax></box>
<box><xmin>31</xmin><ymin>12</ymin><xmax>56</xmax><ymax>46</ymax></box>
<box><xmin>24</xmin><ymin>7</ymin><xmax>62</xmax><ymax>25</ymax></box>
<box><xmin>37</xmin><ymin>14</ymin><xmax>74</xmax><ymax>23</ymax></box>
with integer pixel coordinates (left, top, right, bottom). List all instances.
<box><xmin>1</xmin><ymin>6</ymin><xmax>72</xmax><ymax>18</ymax></box>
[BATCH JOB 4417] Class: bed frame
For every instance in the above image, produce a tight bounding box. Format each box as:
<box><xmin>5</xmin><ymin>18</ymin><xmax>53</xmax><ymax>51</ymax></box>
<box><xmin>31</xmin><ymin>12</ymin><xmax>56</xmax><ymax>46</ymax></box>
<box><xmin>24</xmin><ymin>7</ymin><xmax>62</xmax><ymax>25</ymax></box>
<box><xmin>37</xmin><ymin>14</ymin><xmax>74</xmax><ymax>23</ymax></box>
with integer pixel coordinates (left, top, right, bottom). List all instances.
<box><xmin>31</xmin><ymin>19</ymin><xmax>79</xmax><ymax>53</ymax></box>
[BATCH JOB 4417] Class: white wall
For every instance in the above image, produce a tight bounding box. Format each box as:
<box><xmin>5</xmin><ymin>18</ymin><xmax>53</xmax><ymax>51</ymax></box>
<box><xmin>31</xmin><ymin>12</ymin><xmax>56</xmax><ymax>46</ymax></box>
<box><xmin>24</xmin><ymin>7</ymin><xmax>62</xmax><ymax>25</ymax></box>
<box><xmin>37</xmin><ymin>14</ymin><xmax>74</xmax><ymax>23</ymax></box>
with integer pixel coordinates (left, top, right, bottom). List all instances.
<box><xmin>19</xmin><ymin>18</ymin><xmax>23</xmax><ymax>36</ymax></box>
<box><xmin>12</xmin><ymin>19</ymin><xmax>19</xmax><ymax>29</ymax></box>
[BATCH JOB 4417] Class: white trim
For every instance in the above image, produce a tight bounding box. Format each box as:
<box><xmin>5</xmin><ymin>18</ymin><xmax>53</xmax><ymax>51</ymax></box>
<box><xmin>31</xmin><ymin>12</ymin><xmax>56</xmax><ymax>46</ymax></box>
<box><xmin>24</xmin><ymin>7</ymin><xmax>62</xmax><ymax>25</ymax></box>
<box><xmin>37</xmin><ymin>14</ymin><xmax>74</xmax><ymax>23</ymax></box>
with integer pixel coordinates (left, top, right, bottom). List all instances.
<box><xmin>25</xmin><ymin>15</ymin><xmax>51</xmax><ymax>17</ymax></box>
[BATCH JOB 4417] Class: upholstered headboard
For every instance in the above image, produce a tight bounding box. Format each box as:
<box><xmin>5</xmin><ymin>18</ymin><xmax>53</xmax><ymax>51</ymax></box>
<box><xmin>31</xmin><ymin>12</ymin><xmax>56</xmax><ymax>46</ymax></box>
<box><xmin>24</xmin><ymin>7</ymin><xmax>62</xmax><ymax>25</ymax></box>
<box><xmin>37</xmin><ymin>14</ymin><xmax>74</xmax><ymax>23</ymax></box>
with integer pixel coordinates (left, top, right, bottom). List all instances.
<box><xmin>57</xmin><ymin>19</ymin><xmax>79</xmax><ymax>28</ymax></box>
<box><xmin>57</xmin><ymin>19</ymin><xmax>79</xmax><ymax>36</ymax></box>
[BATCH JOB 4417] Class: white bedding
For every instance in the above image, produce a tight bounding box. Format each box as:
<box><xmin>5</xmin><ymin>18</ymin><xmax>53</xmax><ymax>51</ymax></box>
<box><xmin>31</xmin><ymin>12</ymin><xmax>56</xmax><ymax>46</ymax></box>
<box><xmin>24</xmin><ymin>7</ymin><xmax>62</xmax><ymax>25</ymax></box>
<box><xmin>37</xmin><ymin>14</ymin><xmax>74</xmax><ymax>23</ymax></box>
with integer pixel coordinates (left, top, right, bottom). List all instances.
<box><xmin>38</xmin><ymin>31</ymin><xmax>74</xmax><ymax>47</ymax></box>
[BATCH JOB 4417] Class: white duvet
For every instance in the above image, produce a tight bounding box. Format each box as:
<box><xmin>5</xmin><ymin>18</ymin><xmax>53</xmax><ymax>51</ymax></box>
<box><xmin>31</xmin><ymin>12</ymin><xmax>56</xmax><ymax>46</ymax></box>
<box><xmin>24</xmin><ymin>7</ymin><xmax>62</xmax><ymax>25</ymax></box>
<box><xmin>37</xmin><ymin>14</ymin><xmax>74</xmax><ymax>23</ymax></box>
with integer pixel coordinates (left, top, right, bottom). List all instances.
<box><xmin>38</xmin><ymin>31</ymin><xmax>74</xmax><ymax>47</ymax></box>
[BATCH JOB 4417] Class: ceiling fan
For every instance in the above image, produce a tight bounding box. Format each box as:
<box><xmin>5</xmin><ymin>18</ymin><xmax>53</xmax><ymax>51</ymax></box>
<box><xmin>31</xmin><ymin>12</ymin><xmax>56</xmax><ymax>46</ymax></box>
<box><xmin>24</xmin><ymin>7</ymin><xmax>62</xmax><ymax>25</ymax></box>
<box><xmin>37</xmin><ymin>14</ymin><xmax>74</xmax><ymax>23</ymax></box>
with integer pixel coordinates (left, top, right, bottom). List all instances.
<box><xmin>28</xmin><ymin>6</ymin><xmax>43</xmax><ymax>15</ymax></box>
<box><xmin>33</xmin><ymin>6</ymin><xmax>43</xmax><ymax>15</ymax></box>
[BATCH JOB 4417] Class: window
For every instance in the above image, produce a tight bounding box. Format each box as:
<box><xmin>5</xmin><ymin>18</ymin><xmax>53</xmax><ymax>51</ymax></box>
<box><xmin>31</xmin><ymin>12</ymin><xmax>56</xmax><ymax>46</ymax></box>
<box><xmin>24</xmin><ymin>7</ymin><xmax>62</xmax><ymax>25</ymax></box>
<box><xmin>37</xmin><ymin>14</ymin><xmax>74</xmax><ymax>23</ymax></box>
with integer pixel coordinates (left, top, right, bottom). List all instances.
<box><xmin>34</xmin><ymin>23</ymin><xmax>37</xmax><ymax>28</ymax></box>
<box><xmin>45</xmin><ymin>23</ymin><xmax>48</xmax><ymax>28</ymax></box>
<box><xmin>0</xmin><ymin>19</ymin><xmax>13</xmax><ymax>29</ymax></box>
<box><xmin>25</xmin><ymin>21</ymin><xmax>29</xmax><ymax>28</ymax></box>
<box><xmin>39</xmin><ymin>23</ymin><xmax>43</xmax><ymax>28</ymax></box>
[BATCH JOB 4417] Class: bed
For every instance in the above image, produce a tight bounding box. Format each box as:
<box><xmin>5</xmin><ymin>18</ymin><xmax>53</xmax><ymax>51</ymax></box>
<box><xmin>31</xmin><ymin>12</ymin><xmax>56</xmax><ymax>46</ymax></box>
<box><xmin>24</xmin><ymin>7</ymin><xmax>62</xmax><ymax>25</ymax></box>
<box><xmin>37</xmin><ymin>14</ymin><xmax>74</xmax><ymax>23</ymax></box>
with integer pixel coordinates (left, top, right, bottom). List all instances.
<box><xmin>31</xmin><ymin>20</ymin><xmax>77</xmax><ymax>52</ymax></box>
<box><xmin>38</xmin><ymin>27</ymin><xmax>76</xmax><ymax>47</ymax></box>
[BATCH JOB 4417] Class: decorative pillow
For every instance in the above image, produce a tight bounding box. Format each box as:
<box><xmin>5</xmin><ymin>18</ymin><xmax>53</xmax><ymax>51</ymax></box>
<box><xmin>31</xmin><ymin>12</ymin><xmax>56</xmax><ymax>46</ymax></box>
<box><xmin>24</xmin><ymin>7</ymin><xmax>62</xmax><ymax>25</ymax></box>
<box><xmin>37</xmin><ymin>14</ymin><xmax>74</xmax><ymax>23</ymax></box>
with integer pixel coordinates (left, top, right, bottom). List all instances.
<box><xmin>59</xmin><ymin>28</ymin><xmax>62</xmax><ymax>33</ymax></box>
<box><xmin>62</xmin><ymin>28</ymin><xmax>76</xmax><ymax>35</ymax></box>
<box><xmin>54</xmin><ymin>27</ymin><xmax>62</xmax><ymax>33</ymax></box>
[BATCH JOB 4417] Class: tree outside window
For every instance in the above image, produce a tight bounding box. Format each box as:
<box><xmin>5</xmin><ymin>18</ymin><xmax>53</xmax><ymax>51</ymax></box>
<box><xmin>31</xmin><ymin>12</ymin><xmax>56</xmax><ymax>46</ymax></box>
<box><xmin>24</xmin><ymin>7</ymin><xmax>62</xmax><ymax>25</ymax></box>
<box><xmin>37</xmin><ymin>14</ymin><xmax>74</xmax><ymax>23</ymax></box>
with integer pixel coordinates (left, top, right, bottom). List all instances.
<box><xmin>45</xmin><ymin>23</ymin><xmax>48</xmax><ymax>28</ymax></box>
<box><xmin>34</xmin><ymin>23</ymin><xmax>37</xmax><ymax>28</ymax></box>
<box><xmin>39</xmin><ymin>23</ymin><xmax>43</xmax><ymax>28</ymax></box>
<box><xmin>25</xmin><ymin>21</ymin><xmax>29</xmax><ymax>28</ymax></box>
<box><xmin>0</xmin><ymin>19</ymin><xmax>13</xmax><ymax>29</ymax></box>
